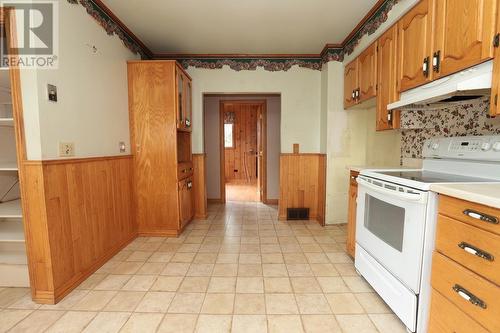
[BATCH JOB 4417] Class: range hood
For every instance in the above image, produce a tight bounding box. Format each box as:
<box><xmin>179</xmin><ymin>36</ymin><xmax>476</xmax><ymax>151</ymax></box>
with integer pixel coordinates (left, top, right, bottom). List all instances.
<box><xmin>388</xmin><ymin>60</ymin><xmax>493</xmax><ymax>110</ymax></box>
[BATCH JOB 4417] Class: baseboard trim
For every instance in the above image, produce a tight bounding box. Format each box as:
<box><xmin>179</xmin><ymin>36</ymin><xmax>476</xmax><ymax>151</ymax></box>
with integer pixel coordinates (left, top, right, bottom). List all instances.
<box><xmin>207</xmin><ymin>198</ymin><xmax>222</xmax><ymax>204</ymax></box>
<box><xmin>194</xmin><ymin>214</ymin><xmax>209</xmax><ymax>219</ymax></box>
<box><xmin>138</xmin><ymin>230</ymin><xmax>179</xmax><ymax>237</ymax></box>
<box><xmin>33</xmin><ymin>232</ymin><xmax>137</xmax><ymax>304</ymax></box>
<box><xmin>264</xmin><ymin>199</ymin><xmax>278</xmax><ymax>205</ymax></box>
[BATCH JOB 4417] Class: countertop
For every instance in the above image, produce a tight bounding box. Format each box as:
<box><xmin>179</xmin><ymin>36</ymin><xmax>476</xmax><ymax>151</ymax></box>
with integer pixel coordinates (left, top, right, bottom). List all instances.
<box><xmin>347</xmin><ymin>165</ymin><xmax>410</xmax><ymax>173</ymax></box>
<box><xmin>430</xmin><ymin>183</ymin><xmax>500</xmax><ymax>209</ymax></box>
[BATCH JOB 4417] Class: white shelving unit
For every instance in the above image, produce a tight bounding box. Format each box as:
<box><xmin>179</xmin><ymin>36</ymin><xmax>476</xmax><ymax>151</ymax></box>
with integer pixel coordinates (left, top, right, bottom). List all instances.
<box><xmin>0</xmin><ymin>69</ymin><xmax>28</xmax><ymax>287</ymax></box>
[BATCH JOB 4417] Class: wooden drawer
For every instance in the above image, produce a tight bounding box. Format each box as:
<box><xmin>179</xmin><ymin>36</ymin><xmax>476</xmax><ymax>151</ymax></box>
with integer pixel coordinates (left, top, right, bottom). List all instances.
<box><xmin>439</xmin><ymin>195</ymin><xmax>499</xmax><ymax>235</ymax></box>
<box><xmin>431</xmin><ymin>252</ymin><xmax>500</xmax><ymax>332</ymax></box>
<box><xmin>428</xmin><ymin>289</ymin><xmax>489</xmax><ymax>333</ymax></box>
<box><xmin>436</xmin><ymin>215</ymin><xmax>500</xmax><ymax>285</ymax></box>
<box><xmin>178</xmin><ymin>162</ymin><xmax>193</xmax><ymax>180</ymax></box>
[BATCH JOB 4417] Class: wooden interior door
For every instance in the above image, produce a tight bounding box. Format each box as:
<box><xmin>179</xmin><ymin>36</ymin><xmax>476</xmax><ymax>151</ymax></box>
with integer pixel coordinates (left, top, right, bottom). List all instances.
<box><xmin>358</xmin><ymin>41</ymin><xmax>378</xmax><ymax>102</ymax></box>
<box><xmin>344</xmin><ymin>59</ymin><xmax>358</xmax><ymax>108</ymax></box>
<box><xmin>256</xmin><ymin>104</ymin><xmax>267</xmax><ymax>202</ymax></box>
<box><xmin>433</xmin><ymin>0</ymin><xmax>496</xmax><ymax>79</ymax></box>
<box><xmin>397</xmin><ymin>0</ymin><xmax>434</xmax><ymax>92</ymax></box>
<box><xmin>223</xmin><ymin>102</ymin><xmax>258</xmax><ymax>183</ymax></box>
<box><xmin>377</xmin><ymin>25</ymin><xmax>400</xmax><ymax>131</ymax></box>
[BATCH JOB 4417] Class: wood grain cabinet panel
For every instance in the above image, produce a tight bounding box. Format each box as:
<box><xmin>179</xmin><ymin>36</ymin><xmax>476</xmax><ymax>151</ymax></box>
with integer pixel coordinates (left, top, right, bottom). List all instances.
<box><xmin>397</xmin><ymin>0</ymin><xmax>434</xmax><ymax>92</ymax></box>
<box><xmin>490</xmin><ymin>0</ymin><xmax>500</xmax><ymax>116</ymax></box>
<box><xmin>128</xmin><ymin>61</ymin><xmax>193</xmax><ymax>236</ymax></box>
<box><xmin>376</xmin><ymin>25</ymin><xmax>400</xmax><ymax>131</ymax></box>
<box><xmin>358</xmin><ymin>42</ymin><xmax>378</xmax><ymax>103</ymax></box>
<box><xmin>436</xmin><ymin>215</ymin><xmax>500</xmax><ymax>285</ymax></box>
<box><xmin>431</xmin><ymin>252</ymin><xmax>500</xmax><ymax>333</ymax></box>
<box><xmin>428</xmin><ymin>289</ymin><xmax>489</xmax><ymax>333</ymax></box>
<box><xmin>433</xmin><ymin>0</ymin><xmax>496</xmax><ymax>79</ymax></box>
<box><xmin>343</xmin><ymin>59</ymin><xmax>358</xmax><ymax>108</ymax></box>
<box><xmin>346</xmin><ymin>170</ymin><xmax>359</xmax><ymax>257</ymax></box>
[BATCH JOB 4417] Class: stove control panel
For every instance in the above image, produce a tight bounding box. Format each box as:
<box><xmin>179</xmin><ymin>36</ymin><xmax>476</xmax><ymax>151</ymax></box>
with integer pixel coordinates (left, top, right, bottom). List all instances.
<box><xmin>423</xmin><ymin>135</ymin><xmax>500</xmax><ymax>161</ymax></box>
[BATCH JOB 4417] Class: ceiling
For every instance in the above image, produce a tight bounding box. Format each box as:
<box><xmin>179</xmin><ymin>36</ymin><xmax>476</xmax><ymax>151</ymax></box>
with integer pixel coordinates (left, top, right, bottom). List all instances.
<box><xmin>101</xmin><ymin>0</ymin><xmax>378</xmax><ymax>55</ymax></box>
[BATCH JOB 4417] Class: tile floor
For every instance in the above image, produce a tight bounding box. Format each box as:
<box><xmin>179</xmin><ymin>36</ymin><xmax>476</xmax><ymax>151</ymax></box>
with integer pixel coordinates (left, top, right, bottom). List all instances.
<box><xmin>0</xmin><ymin>202</ymin><xmax>407</xmax><ymax>333</ymax></box>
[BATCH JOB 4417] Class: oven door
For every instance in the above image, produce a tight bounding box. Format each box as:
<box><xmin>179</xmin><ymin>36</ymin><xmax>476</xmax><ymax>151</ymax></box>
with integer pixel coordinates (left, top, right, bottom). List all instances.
<box><xmin>355</xmin><ymin>176</ymin><xmax>428</xmax><ymax>293</ymax></box>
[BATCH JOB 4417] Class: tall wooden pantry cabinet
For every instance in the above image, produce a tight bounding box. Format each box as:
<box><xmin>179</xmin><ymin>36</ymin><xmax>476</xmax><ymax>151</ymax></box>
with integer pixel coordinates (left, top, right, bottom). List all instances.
<box><xmin>128</xmin><ymin>60</ymin><xmax>194</xmax><ymax>236</ymax></box>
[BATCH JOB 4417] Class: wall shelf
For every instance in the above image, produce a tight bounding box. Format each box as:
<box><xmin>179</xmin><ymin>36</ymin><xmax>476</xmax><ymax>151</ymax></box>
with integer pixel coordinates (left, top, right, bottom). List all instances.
<box><xmin>0</xmin><ymin>162</ymin><xmax>18</xmax><ymax>171</ymax></box>
<box><xmin>0</xmin><ymin>118</ymin><xmax>13</xmax><ymax>127</ymax></box>
<box><xmin>0</xmin><ymin>199</ymin><xmax>22</xmax><ymax>218</ymax></box>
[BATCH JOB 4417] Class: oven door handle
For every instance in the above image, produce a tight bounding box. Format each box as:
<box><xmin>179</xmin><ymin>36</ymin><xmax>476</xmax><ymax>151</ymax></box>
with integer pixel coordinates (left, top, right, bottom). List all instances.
<box><xmin>357</xmin><ymin>177</ymin><xmax>425</xmax><ymax>202</ymax></box>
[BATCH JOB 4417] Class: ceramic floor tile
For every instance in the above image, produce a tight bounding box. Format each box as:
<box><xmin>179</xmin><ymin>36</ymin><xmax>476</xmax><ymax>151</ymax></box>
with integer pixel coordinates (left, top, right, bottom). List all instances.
<box><xmin>355</xmin><ymin>293</ymin><xmax>392</xmax><ymax>314</ymax></box>
<box><xmin>9</xmin><ymin>310</ymin><xmax>65</xmax><ymax>333</ymax></box>
<box><xmin>201</xmin><ymin>293</ymin><xmax>234</xmax><ymax>314</ymax></box>
<box><xmin>135</xmin><ymin>291</ymin><xmax>175</xmax><ymax>313</ymax></box>
<box><xmin>267</xmin><ymin>315</ymin><xmax>304</xmax><ymax>333</ymax></box>
<box><xmin>72</xmin><ymin>291</ymin><xmax>117</xmax><ymax>311</ymax></box>
<box><xmin>0</xmin><ymin>309</ymin><xmax>33</xmax><ymax>333</ymax></box>
<box><xmin>335</xmin><ymin>314</ymin><xmax>378</xmax><ymax>333</ymax></box>
<box><xmin>120</xmin><ymin>312</ymin><xmax>164</xmax><ymax>333</ymax></box>
<box><xmin>290</xmin><ymin>277</ymin><xmax>322</xmax><ymax>293</ymax></box>
<box><xmin>369</xmin><ymin>314</ymin><xmax>407</xmax><ymax>333</ymax></box>
<box><xmin>168</xmin><ymin>293</ymin><xmax>205</xmax><ymax>314</ymax></box>
<box><xmin>121</xmin><ymin>275</ymin><xmax>156</xmax><ymax>291</ymax></box>
<box><xmin>232</xmin><ymin>314</ymin><xmax>268</xmax><ymax>333</ymax></box>
<box><xmin>150</xmin><ymin>276</ymin><xmax>183</xmax><ymax>292</ymax></box>
<box><xmin>264</xmin><ymin>278</ymin><xmax>292</xmax><ymax>293</ymax></box>
<box><xmin>326</xmin><ymin>293</ymin><xmax>364</xmax><ymax>314</ymax></box>
<box><xmin>195</xmin><ymin>314</ymin><xmax>232</xmax><ymax>333</ymax></box>
<box><xmin>208</xmin><ymin>277</ymin><xmax>236</xmax><ymax>293</ymax></box>
<box><xmin>234</xmin><ymin>294</ymin><xmax>266</xmax><ymax>314</ymax></box>
<box><xmin>104</xmin><ymin>291</ymin><xmax>145</xmax><ymax>312</ymax></box>
<box><xmin>295</xmin><ymin>294</ymin><xmax>331</xmax><ymax>314</ymax></box>
<box><xmin>236</xmin><ymin>277</ymin><xmax>264</xmax><ymax>293</ymax></box>
<box><xmin>301</xmin><ymin>315</ymin><xmax>341</xmax><ymax>333</ymax></box>
<box><xmin>157</xmin><ymin>314</ymin><xmax>198</xmax><ymax>333</ymax></box>
<box><xmin>83</xmin><ymin>312</ymin><xmax>131</xmax><ymax>333</ymax></box>
<box><xmin>45</xmin><ymin>311</ymin><xmax>97</xmax><ymax>333</ymax></box>
<box><xmin>265</xmin><ymin>293</ymin><xmax>299</xmax><ymax>314</ymax></box>
<box><xmin>179</xmin><ymin>277</ymin><xmax>211</xmax><ymax>293</ymax></box>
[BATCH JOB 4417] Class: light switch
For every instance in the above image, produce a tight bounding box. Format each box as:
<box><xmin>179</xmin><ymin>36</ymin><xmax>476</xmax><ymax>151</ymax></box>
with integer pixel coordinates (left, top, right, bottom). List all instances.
<box><xmin>59</xmin><ymin>142</ymin><xmax>74</xmax><ymax>157</ymax></box>
<box><xmin>119</xmin><ymin>141</ymin><xmax>126</xmax><ymax>153</ymax></box>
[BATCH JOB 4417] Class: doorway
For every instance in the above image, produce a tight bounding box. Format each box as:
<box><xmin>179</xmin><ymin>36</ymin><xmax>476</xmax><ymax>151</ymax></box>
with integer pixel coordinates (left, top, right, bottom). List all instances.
<box><xmin>220</xmin><ymin>100</ymin><xmax>266</xmax><ymax>202</ymax></box>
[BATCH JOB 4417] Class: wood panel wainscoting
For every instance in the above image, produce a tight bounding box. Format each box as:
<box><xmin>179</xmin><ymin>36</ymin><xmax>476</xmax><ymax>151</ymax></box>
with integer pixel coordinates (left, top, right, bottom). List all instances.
<box><xmin>20</xmin><ymin>155</ymin><xmax>136</xmax><ymax>304</ymax></box>
<box><xmin>192</xmin><ymin>153</ymin><xmax>208</xmax><ymax>219</ymax></box>
<box><xmin>279</xmin><ymin>153</ymin><xmax>327</xmax><ymax>225</ymax></box>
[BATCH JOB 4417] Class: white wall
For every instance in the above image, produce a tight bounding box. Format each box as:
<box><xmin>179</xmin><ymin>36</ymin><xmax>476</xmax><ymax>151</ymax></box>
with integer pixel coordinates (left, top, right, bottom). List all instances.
<box><xmin>204</xmin><ymin>96</ymin><xmax>281</xmax><ymax>200</ymax></box>
<box><xmin>20</xmin><ymin>0</ymin><xmax>140</xmax><ymax>160</ymax></box>
<box><xmin>187</xmin><ymin>66</ymin><xmax>321</xmax><ymax>154</ymax></box>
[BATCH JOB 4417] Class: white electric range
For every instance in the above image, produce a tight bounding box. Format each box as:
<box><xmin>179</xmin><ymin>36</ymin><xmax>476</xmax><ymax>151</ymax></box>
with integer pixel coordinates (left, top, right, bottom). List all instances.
<box><xmin>354</xmin><ymin>135</ymin><xmax>500</xmax><ymax>333</ymax></box>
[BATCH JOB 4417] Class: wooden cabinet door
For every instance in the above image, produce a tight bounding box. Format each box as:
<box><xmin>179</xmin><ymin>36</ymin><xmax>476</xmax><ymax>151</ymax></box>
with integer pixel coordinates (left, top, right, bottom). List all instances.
<box><xmin>346</xmin><ymin>171</ymin><xmax>358</xmax><ymax>258</ymax></box>
<box><xmin>358</xmin><ymin>42</ymin><xmax>378</xmax><ymax>103</ymax></box>
<box><xmin>179</xmin><ymin>178</ymin><xmax>194</xmax><ymax>229</ymax></box>
<box><xmin>397</xmin><ymin>0</ymin><xmax>434</xmax><ymax>92</ymax></box>
<box><xmin>433</xmin><ymin>0</ymin><xmax>496</xmax><ymax>79</ymax></box>
<box><xmin>490</xmin><ymin>0</ymin><xmax>500</xmax><ymax>116</ymax></box>
<box><xmin>176</xmin><ymin>69</ymin><xmax>185</xmax><ymax>130</ymax></box>
<box><xmin>377</xmin><ymin>25</ymin><xmax>400</xmax><ymax>131</ymax></box>
<box><xmin>184</xmin><ymin>78</ymin><xmax>192</xmax><ymax>131</ymax></box>
<box><xmin>344</xmin><ymin>59</ymin><xmax>358</xmax><ymax>108</ymax></box>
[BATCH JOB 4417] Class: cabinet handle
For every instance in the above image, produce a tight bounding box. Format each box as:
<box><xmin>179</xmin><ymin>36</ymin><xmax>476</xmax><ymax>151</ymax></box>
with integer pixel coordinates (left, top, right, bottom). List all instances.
<box><xmin>187</xmin><ymin>181</ymin><xmax>193</xmax><ymax>189</ymax></box>
<box><xmin>493</xmin><ymin>33</ymin><xmax>500</xmax><ymax>48</ymax></box>
<box><xmin>432</xmin><ymin>51</ymin><xmax>441</xmax><ymax>73</ymax></box>
<box><xmin>458</xmin><ymin>242</ymin><xmax>494</xmax><ymax>261</ymax></box>
<box><xmin>463</xmin><ymin>209</ymin><xmax>498</xmax><ymax>224</ymax></box>
<box><xmin>355</xmin><ymin>88</ymin><xmax>360</xmax><ymax>99</ymax></box>
<box><xmin>452</xmin><ymin>284</ymin><xmax>487</xmax><ymax>309</ymax></box>
<box><xmin>422</xmin><ymin>57</ymin><xmax>430</xmax><ymax>77</ymax></box>
<box><xmin>185</xmin><ymin>118</ymin><xmax>191</xmax><ymax>127</ymax></box>
<box><xmin>352</xmin><ymin>90</ymin><xmax>356</xmax><ymax>99</ymax></box>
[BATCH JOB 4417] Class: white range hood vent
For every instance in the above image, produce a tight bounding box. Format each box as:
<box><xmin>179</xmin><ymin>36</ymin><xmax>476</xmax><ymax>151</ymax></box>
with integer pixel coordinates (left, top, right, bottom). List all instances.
<box><xmin>388</xmin><ymin>61</ymin><xmax>493</xmax><ymax>111</ymax></box>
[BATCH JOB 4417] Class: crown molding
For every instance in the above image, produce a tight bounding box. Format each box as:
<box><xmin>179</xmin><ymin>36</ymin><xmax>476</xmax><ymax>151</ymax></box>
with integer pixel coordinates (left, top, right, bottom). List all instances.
<box><xmin>68</xmin><ymin>0</ymin><xmax>400</xmax><ymax>71</ymax></box>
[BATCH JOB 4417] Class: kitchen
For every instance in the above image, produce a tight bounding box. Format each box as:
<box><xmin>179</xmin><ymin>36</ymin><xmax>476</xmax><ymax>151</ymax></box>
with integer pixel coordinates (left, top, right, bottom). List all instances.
<box><xmin>0</xmin><ymin>0</ymin><xmax>499</xmax><ymax>332</ymax></box>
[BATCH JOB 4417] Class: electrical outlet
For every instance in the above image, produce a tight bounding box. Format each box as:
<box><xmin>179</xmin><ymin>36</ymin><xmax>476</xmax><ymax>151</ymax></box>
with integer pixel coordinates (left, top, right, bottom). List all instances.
<box><xmin>59</xmin><ymin>142</ymin><xmax>74</xmax><ymax>157</ymax></box>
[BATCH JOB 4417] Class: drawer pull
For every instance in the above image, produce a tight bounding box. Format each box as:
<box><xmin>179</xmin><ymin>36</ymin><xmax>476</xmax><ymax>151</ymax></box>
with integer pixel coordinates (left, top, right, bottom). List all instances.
<box><xmin>452</xmin><ymin>284</ymin><xmax>487</xmax><ymax>309</ymax></box>
<box><xmin>458</xmin><ymin>242</ymin><xmax>494</xmax><ymax>261</ymax></box>
<box><xmin>463</xmin><ymin>209</ymin><xmax>498</xmax><ymax>224</ymax></box>
<box><xmin>187</xmin><ymin>181</ymin><xmax>193</xmax><ymax>189</ymax></box>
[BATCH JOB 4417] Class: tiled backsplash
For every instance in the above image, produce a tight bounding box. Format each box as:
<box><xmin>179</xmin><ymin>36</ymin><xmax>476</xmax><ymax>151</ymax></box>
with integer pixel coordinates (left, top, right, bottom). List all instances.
<box><xmin>400</xmin><ymin>97</ymin><xmax>500</xmax><ymax>158</ymax></box>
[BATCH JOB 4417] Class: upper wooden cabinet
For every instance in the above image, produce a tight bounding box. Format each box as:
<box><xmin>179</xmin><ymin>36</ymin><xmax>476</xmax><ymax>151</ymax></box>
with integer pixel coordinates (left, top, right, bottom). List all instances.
<box><xmin>176</xmin><ymin>69</ymin><xmax>192</xmax><ymax>132</ymax></box>
<box><xmin>433</xmin><ymin>0</ymin><xmax>497</xmax><ymax>79</ymax></box>
<box><xmin>490</xmin><ymin>0</ymin><xmax>500</xmax><ymax>116</ymax></box>
<box><xmin>397</xmin><ymin>0</ymin><xmax>434</xmax><ymax>92</ymax></box>
<box><xmin>344</xmin><ymin>58</ymin><xmax>358</xmax><ymax>108</ymax></box>
<box><xmin>377</xmin><ymin>25</ymin><xmax>400</xmax><ymax>131</ymax></box>
<box><xmin>358</xmin><ymin>42</ymin><xmax>378</xmax><ymax>103</ymax></box>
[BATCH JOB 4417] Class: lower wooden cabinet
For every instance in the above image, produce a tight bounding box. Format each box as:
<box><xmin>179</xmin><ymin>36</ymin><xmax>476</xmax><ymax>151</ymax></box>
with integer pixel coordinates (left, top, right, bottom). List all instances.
<box><xmin>346</xmin><ymin>170</ymin><xmax>359</xmax><ymax>257</ymax></box>
<box><xmin>178</xmin><ymin>177</ymin><xmax>194</xmax><ymax>230</ymax></box>
<box><xmin>429</xmin><ymin>195</ymin><xmax>500</xmax><ymax>332</ymax></box>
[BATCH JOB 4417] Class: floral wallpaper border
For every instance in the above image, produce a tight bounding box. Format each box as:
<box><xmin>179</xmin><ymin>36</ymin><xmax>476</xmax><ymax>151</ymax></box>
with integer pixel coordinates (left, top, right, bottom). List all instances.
<box><xmin>400</xmin><ymin>97</ymin><xmax>500</xmax><ymax>159</ymax></box>
<box><xmin>68</xmin><ymin>0</ymin><xmax>399</xmax><ymax>71</ymax></box>
<box><xmin>67</xmin><ymin>0</ymin><xmax>149</xmax><ymax>59</ymax></box>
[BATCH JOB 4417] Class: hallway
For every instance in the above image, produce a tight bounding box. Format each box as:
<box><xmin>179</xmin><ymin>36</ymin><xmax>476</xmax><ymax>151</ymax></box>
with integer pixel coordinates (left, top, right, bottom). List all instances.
<box><xmin>0</xmin><ymin>202</ymin><xmax>405</xmax><ymax>332</ymax></box>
